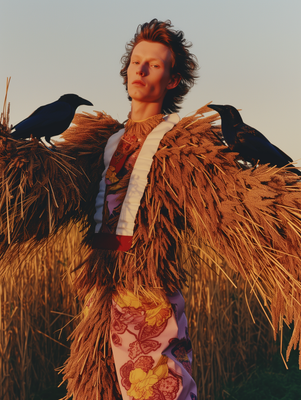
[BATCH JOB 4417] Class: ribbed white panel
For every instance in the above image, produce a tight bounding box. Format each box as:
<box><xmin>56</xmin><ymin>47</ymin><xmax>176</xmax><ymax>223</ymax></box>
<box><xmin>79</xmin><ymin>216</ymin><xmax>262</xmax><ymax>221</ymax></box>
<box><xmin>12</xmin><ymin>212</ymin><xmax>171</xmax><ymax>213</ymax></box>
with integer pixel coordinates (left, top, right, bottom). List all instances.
<box><xmin>94</xmin><ymin>114</ymin><xmax>180</xmax><ymax>234</ymax></box>
<box><xmin>116</xmin><ymin>114</ymin><xmax>180</xmax><ymax>235</ymax></box>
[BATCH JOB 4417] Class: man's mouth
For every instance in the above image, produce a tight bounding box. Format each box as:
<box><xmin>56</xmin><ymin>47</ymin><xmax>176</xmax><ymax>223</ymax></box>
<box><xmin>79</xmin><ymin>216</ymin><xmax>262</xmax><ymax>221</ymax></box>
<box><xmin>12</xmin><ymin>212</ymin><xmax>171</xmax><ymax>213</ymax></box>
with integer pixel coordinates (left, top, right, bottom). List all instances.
<box><xmin>132</xmin><ymin>80</ymin><xmax>146</xmax><ymax>86</ymax></box>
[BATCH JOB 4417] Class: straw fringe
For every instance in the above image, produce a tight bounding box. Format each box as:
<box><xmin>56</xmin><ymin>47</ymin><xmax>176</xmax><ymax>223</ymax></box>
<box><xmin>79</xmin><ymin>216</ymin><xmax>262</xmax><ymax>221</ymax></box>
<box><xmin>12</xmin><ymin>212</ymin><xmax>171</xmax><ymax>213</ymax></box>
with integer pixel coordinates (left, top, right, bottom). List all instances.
<box><xmin>0</xmin><ymin>108</ymin><xmax>123</xmax><ymax>262</ymax></box>
<box><xmin>60</xmin><ymin>105</ymin><xmax>301</xmax><ymax>398</ymax></box>
<box><xmin>59</xmin><ymin>286</ymin><xmax>122</xmax><ymax>400</ymax></box>
<box><xmin>1</xmin><ymin>96</ymin><xmax>301</xmax><ymax>397</ymax></box>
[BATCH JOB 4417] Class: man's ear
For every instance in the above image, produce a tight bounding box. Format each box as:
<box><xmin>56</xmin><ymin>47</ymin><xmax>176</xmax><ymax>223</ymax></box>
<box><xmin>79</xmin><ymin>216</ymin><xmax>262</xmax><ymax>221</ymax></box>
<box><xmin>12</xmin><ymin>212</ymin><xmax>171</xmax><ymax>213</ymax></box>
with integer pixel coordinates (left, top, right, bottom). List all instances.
<box><xmin>166</xmin><ymin>73</ymin><xmax>181</xmax><ymax>90</ymax></box>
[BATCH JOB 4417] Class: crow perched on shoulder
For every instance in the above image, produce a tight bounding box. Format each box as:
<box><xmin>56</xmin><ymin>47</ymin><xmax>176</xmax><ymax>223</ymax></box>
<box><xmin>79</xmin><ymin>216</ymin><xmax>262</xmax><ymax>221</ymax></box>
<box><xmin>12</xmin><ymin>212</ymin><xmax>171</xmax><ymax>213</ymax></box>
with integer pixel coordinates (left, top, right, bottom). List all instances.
<box><xmin>11</xmin><ymin>94</ymin><xmax>93</xmax><ymax>146</ymax></box>
<box><xmin>208</xmin><ymin>104</ymin><xmax>301</xmax><ymax>176</ymax></box>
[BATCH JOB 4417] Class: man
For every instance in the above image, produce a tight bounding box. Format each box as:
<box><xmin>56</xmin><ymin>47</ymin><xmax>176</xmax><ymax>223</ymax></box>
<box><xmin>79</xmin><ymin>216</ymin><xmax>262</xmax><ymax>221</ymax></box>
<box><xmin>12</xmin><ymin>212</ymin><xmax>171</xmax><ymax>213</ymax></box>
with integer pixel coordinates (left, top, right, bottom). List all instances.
<box><xmin>83</xmin><ymin>20</ymin><xmax>199</xmax><ymax>400</ymax></box>
<box><xmin>1</xmin><ymin>19</ymin><xmax>301</xmax><ymax>400</ymax></box>
<box><xmin>59</xmin><ymin>20</ymin><xmax>301</xmax><ymax>400</ymax></box>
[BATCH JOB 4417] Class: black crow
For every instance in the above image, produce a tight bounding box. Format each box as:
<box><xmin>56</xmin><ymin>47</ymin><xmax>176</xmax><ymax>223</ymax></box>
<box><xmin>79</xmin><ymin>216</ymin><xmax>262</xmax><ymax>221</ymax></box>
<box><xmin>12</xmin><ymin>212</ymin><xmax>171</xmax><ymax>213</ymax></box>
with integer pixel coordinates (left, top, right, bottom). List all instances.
<box><xmin>208</xmin><ymin>104</ymin><xmax>301</xmax><ymax>175</ymax></box>
<box><xmin>11</xmin><ymin>94</ymin><xmax>93</xmax><ymax>146</ymax></box>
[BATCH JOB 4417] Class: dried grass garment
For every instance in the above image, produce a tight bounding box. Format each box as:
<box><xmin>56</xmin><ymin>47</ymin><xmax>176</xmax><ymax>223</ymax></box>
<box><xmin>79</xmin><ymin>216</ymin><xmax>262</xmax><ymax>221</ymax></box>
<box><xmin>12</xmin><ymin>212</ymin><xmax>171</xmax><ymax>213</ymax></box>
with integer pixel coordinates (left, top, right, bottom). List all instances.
<box><xmin>1</xmin><ymin>104</ymin><xmax>301</xmax><ymax>399</ymax></box>
<box><xmin>79</xmin><ymin>114</ymin><xmax>196</xmax><ymax>399</ymax></box>
<box><xmin>61</xmin><ymin>106</ymin><xmax>301</xmax><ymax>399</ymax></box>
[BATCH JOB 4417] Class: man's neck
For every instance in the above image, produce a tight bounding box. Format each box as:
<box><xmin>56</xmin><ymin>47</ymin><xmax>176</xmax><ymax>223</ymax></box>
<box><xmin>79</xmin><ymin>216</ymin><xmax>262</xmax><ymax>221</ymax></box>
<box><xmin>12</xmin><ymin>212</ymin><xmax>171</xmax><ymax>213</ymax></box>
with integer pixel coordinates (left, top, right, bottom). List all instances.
<box><xmin>130</xmin><ymin>100</ymin><xmax>163</xmax><ymax>121</ymax></box>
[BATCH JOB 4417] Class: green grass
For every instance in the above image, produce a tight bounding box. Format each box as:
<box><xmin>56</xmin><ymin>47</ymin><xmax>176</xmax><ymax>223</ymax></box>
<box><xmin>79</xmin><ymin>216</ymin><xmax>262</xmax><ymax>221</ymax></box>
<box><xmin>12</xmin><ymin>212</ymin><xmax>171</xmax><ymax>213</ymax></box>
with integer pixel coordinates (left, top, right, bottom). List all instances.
<box><xmin>30</xmin><ymin>351</ymin><xmax>301</xmax><ymax>400</ymax></box>
<box><xmin>29</xmin><ymin>383</ymin><xmax>67</xmax><ymax>400</ymax></box>
<box><xmin>217</xmin><ymin>348</ymin><xmax>301</xmax><ymax>400</ymax></box>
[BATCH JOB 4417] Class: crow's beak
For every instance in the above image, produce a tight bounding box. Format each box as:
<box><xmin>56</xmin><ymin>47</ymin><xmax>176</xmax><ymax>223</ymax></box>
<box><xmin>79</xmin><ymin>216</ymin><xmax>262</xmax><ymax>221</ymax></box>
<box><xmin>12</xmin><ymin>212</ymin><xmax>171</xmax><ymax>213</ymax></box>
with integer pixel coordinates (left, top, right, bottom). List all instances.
<box><xmin>80</xmin><ymin>98</ymin><xmax>93</xmax><ymax>106</ymax></box>
<box><xmin>207</xmin><ymin>104</ymin><xmax>221</xmax><ymax>112</ymax></box>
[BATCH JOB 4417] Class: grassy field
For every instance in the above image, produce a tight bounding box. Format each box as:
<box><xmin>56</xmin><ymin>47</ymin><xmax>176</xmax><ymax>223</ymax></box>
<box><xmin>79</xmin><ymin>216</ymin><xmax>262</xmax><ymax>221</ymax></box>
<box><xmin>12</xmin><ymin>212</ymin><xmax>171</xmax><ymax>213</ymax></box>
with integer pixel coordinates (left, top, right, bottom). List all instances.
<box><xmin>30</xmin><ymin>352</ymin><xmax>301</xmax><ymax>400</ymax></box>
<box><xmin>1</xmin><ymin>78</ymin><xmax>300</xmax><ymax>400</ymax></box>
<box><xmin>2</xmin><ymin>224</ymin><xmax>298</xmax><ymax>400</ymax></box>
<box><xmin>0</xmin><ymin>226</ymin><xmax>84</xmax><ymax>400</ymax></box>
<box><xmin>217</xmin><ymin>342</ymin><xmax>301</xmax><ymax>400</ymax></box>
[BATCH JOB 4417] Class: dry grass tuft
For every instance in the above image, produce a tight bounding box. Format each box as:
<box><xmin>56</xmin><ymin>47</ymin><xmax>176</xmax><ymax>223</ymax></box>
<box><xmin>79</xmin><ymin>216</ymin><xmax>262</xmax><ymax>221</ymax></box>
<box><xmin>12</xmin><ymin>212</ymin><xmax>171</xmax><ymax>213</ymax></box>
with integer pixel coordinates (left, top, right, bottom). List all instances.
<box><xmin>0</xmin><ymin>79</ymin><xmax>292</xmax><ymax>399</ymax></box>
<box><xmin>182</xmin><ymin>241</ymin><xmax>276</xmax><ymax>399</ymax></box>
<box><xmin>0</xmin><ymin>79</ymin><xmax>88</xmax><ymax>263</ymax></box>
<box><xmin>0</xmin><ymin>225</ymin><xmax>85</xmax><ymax>400</ymax></box>
<box><xmin>0</xmin><ymin>78</ymin><xmax>10</xmax><ymax>129</ymax></box>
<box><xmin>0</xmin><ymin>227</ymin><xmax>277</xmax><ymax>399</ymax></box>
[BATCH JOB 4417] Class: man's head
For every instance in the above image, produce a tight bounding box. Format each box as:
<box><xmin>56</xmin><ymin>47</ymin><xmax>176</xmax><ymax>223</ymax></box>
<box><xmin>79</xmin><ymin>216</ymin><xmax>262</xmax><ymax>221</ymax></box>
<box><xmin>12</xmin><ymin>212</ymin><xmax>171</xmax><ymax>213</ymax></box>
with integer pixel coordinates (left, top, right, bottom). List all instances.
<box><xmin>120</xmin><ymin>19</ymin><xmax>199</xmax><ymax>114</ymax></box>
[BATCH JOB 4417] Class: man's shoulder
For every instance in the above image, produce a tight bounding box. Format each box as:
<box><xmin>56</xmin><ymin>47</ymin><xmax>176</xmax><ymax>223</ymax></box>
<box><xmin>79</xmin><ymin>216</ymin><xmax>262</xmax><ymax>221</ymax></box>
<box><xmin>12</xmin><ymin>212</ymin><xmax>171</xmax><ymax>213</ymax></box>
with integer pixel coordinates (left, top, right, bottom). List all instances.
<box><xmin>160</xmin><ymin>104</ymin><xmax>221</xmax><ymax>149</ymax></box>
<box><xmin>62</xmin><ymin>111</ymin><xmax>123</xmax><ymax>145</ymax></box>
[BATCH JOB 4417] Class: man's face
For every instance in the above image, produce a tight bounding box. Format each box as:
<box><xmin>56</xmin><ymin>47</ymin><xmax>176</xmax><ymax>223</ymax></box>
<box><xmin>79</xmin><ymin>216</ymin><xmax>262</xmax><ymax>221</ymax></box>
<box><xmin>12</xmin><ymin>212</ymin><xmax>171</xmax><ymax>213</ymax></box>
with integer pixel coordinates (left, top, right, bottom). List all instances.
<box><xmin>127</xmin><ymin>41</ymin><xmax>176</xmax><ymax>108</ymax></box>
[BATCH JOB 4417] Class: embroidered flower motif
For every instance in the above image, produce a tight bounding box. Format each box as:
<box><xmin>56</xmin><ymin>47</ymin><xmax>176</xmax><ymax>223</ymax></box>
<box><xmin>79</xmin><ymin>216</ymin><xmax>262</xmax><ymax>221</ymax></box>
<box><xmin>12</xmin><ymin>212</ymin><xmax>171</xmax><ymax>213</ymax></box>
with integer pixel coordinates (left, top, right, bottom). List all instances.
<box><xmin>171</xmin><ymin>339</ymin><xmax>193</xmax><ymax>376</ymax></box>
<box><xmin>156</xmin><ymin>375</ymin><xmax>180</xmax><ymax>400</ymax></box>
<box><xmin>113</xmin><ymin>290</ymin><xmax>144</xmax><ymax>309</ymax></box>
<box><xmin>145</xmin><ymin>301</ymin><xmax>172</xmax><ymax>327</ymax></box>
<box><xmin>120</xmin><ymin>356</ymin><xmax>181</xmax><ymax>400</ymax></box>
<box><xmin>134</xmin><ymin>356</ymin><xmax>155</xmax><ymax>372</ymax></box>
<box><xmin>114</xmin><ymin>290</ymin><xmax>172</xmax><ymax>328</ymax></box>
<box><xmin>120</xmin><ymin>360</ymin><xmax>135</xmax><ymax>390</ymax></box>
<box><xmin>112</xmin><ymin>289</ymin><xmax>185</xmax><ymax>399</ymax></box>
<box><xmin>129</xmin><ymin>337</ymin><xmax>161</xmax><ymax>360</ymax></box>
<box><xmin>111</xmin><ymin>305</ymin><xmax>127</xmax><ymax>334</ymax></box>
<box><xmin>111</xmin><ymin>332</ymin><xmax>122</xmax><ymax>346</ymax></box>
<box><xmin>127</xmin><ymin>363</ymin><xmax>168</xmax><ymax>400</ymax></box>
<box><xmin>106</xmin><ymin>165</ymin><xmax>119</xmax><ymax>183</ymax></box>
<box><xmin>120</xmin><ymin>356</ymin><xmax>154</xmax><ymax>390</ymax></box>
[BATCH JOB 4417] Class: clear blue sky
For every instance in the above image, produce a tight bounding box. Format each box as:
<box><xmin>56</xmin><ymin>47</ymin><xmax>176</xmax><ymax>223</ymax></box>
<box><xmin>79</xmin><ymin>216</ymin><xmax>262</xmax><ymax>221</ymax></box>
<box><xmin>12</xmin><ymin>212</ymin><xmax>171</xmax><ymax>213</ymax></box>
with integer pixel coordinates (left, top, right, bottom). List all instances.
<box><xmin>1</xmin><ymin>0</ymin><xmax>300</xmax><ymax>165</ymax></box>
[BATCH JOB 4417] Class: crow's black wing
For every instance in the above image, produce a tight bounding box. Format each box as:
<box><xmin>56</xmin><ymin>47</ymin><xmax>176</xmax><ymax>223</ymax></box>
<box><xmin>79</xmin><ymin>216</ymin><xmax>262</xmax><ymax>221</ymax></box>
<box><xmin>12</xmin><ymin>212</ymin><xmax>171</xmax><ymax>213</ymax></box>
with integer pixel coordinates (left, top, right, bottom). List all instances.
<box><xmin>12</xmin><ymin>101</ymin><xmax>74</xmax><ymax>139</ymax></box>
<box><xmin>271</xmin><ymin>143</ymin><xmax>293</xmax><ymax>162</ymax></box>
<box><xmin>234</xmin><ymin>124</ymin><xmax>293</xmax><ymax>167</ymax></box>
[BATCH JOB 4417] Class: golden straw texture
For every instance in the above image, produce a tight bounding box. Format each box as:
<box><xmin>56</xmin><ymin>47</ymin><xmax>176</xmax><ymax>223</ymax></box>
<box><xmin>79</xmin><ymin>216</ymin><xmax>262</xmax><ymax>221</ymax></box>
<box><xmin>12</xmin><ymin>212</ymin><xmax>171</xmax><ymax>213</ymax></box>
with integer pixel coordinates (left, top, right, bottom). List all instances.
<box><xmin>0</xmin><ymin>110</ymin><xmax>122</xmax><ymax>260</ymax></box>
<box><xmin>60</xmin><ymin>106</ymin><xmax>301</xmax><ymax>398</ymax></box>
<box><xmin>1</xmin><ymin>98</ymin><xmax>301</xmax><ymax>398</ymax></box>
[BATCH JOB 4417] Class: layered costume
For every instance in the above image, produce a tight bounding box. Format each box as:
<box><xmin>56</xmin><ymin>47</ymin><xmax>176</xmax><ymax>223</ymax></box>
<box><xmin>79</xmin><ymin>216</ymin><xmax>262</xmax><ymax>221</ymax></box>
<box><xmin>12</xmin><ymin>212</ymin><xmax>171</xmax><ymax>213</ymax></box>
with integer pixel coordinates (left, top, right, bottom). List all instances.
<box><xmin>0</xmin><ymin>104</ymin><xmax>301</xmax><ymax>400</ymax></box>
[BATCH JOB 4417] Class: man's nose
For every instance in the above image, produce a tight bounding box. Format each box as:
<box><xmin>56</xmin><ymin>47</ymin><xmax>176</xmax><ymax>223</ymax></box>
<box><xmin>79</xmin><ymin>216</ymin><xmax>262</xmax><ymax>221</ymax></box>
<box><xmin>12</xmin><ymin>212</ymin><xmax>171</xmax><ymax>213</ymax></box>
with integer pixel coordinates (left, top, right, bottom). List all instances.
<box><xmin>136</xmin><ymin>63</ymin><xmax>147</xmax><ymax>76</ymax></box>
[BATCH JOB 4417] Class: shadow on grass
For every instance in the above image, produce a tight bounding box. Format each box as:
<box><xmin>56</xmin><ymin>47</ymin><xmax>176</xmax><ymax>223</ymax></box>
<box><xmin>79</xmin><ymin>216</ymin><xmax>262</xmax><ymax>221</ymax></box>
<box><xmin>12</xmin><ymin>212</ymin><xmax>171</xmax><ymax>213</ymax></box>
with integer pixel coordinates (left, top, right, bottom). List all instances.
<box><xmin>217</xmin><ymin>341</ymin><xmax>301</xmax><ymax>400</ymax></box>
<box><xmin>29</xmin><ymin>382</ymin><xmax>67</xmax><ymax>400</ymax></box>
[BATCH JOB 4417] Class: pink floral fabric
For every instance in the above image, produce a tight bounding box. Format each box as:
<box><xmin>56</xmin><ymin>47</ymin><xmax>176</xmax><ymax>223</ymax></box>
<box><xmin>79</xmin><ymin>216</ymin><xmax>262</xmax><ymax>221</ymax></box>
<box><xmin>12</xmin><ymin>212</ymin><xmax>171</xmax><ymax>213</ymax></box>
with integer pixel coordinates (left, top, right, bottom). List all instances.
<box><xmin>110</xmin><ymin>290</ymin><xmax>197</xmax><ymax>400</ymax></box>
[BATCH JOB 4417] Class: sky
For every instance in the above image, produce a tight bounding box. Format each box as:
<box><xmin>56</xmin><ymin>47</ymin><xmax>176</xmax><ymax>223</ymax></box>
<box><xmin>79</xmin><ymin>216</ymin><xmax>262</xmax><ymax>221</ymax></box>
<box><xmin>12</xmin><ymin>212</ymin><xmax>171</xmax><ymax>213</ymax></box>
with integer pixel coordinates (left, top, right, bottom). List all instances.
<box><xmin>1</xmin><ymin>0</ymin><xmax>300</xmax><ymax>165</ymax></box>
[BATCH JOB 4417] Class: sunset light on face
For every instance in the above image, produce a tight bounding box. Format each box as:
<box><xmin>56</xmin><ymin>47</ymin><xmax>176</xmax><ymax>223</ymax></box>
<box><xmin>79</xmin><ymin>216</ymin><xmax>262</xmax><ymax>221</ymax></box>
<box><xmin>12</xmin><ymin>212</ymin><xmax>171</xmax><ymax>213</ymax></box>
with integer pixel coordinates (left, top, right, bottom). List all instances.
<box><xmin>127</xmin><ymin>41</ymin><xmax>175</xmax><ymax>107</ymax></box>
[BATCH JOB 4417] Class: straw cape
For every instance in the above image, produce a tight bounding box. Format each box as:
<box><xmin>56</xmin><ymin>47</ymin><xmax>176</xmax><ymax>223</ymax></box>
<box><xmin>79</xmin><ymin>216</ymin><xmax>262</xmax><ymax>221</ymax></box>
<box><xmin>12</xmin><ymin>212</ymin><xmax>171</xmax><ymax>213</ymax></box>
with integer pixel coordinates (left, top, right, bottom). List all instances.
<box><xmin>1</xmin><ymin>98</ymin><xmax>301</xmax><ymax>399</ymax></box>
